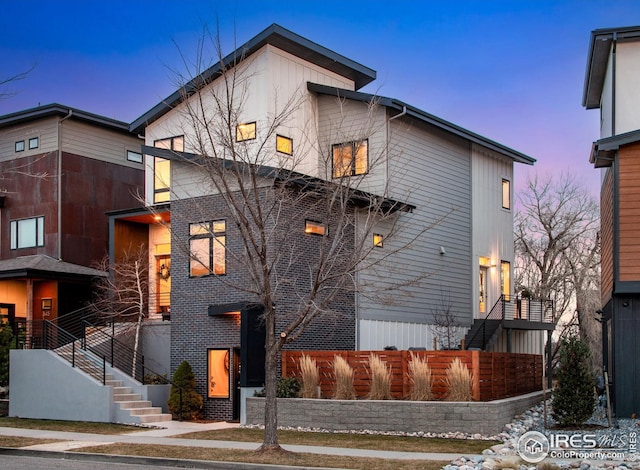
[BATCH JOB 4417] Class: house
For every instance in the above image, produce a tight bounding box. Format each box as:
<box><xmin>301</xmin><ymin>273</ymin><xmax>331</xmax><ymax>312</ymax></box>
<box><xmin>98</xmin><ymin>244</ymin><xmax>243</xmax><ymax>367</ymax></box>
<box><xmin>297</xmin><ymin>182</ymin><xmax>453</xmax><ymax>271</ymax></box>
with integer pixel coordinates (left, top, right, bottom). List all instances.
<box><xmin>117</xmin><ymin>24</ymin><xmax>553</xmax><ymax>421</ymax></box>
<box><xmin>583</xmin><ymin>25</ymin><xmax>640</xmax><ymax>417</ymax></box>
<box><xmin>0</xmin><ymin>104</ymin><xmax>144</xmax><ymax>344</ymax></box>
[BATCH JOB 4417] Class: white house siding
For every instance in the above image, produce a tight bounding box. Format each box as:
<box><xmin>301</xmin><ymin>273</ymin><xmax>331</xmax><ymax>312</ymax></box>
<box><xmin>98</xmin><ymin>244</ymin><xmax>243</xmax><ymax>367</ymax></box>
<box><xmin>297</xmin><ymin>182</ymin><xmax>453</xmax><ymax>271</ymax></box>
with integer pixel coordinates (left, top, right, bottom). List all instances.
<box><xmin>0</xmin><ymin>117</ymin><xmax>58</xmax><ymax>163</ymax></box>
<box><xmin>615</xmin><ymin>42</ymin><xmax>640</xmax><ymax>135</ymax></box>
<box><xmin>600</xmin><ymin>51</ymin><xmax>614</xmax><ymax>139</ymax></box>
<box><xmin>358</xmin><ymin>318</ymin><xmax>467</xmax><ymax>351</ymax></box>
<box><xmin>490</xmin><ymin>329</ymin><xmax>545</xmax><ymax>355</ymax></box>
<box><xmin>471</xmin><ymin>143</ymin><xmax>514</xmax><ymax>319</ymax></box>
<box><xmin>144</xmin><ymin>44</ymin><xmax>357</xmax><ymax>205</ymax></box>
<box><xmin>62</xmin><ymin>120</ymin><xmax>142</xmax><ymax>168</ymax></box>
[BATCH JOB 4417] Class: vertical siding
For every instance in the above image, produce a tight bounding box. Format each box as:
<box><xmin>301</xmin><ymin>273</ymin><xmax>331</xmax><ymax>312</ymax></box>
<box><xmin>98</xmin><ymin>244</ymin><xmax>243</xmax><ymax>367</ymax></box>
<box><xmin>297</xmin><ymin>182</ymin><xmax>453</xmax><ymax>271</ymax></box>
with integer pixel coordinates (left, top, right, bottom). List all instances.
<box><xmin>491</xmin><ymin>330</ymin><xmax>545</xmax><ymax>355</ymax></box>
<box><xmin>600</xmin><ymin>51</ymin><xmax>613</xmax><ymax>138</ymax></box>
<box><xmin>618</xmin><ymin>142</ymin><xmax>640</xmax><ymax>281</ymax></box>
<box><xmin>358</xmin><ymin>318</ymin><xmax>466</xmax><ymax>351</ymax></box>
<box><xmin>62</xmin><ymin>120</ymin><xmax>142</xmax><ymax>168</ymax></box>
<box><xmin>615</xmin><ymin>42</ymin><xmax>640</xmax><ymax>135</ymax></box>
<box><xmin>471</xmin><ymin>144</ymin><xmax>514</xmax><ymax>318</ymax></box>
<box><xmin>601</xmin><ymin>168</ymin><xmax>614</xmax><ymax>305</ymax></box>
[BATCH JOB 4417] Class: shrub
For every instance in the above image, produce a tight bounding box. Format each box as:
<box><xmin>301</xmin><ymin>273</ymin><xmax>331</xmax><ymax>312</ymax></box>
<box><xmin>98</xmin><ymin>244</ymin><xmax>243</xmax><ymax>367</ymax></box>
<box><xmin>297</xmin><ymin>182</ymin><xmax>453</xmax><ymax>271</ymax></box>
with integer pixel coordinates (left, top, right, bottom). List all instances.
<box><xmin>445</xmin><ymin>358</ymin><xmax>473</xmax><ymax>401</ymax></box>
<box><xmin>253</xmin><ymin>377</ymin><xmax>301</xmax><ymax>398</ymax></box>
<box><xmin>0</xmin><ymin>323</ymin><xmax>13</xmax><ymax>388</ymax></box>
<box><xmin>409</xmin><ymin>354</ymin><xmax>433</xmax><ymax>401</ymax></box>
<box><xmin>367</xmin><ymin>354</ymin><xmax>392</xmax><ymax>400</ymax></box>
<box><xmin>168</xmin><ymin>361</ymin><xmax>203</xmax><ymax>420</ymax></box>
<box><xmin>332</xmin><ymin>355</ymin><xmax>355</xmax><ymax>400</ymax></box>
<box><xmin>552</xmin><ymin>336</ymin><xmax>596</xmax><ymax>427</ymax></box>
<box><xmin>144</xmin><ymin>373</ymin><xmax>168</xmax><ymax>385</ymax></box>
<box><xmin>298</xmin><ymin>354</ymin><xmax>319</xmax><ymax>398</ymax></box>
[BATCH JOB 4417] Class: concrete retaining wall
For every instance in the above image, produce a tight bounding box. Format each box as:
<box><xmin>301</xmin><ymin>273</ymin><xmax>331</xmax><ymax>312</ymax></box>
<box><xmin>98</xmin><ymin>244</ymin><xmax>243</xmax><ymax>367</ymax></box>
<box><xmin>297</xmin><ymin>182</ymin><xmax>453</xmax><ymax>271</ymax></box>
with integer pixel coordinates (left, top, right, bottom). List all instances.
<box><xmin>246</xmin><ymin>391</ymin><xmax>543</xmax><ymax>435</ymax></box>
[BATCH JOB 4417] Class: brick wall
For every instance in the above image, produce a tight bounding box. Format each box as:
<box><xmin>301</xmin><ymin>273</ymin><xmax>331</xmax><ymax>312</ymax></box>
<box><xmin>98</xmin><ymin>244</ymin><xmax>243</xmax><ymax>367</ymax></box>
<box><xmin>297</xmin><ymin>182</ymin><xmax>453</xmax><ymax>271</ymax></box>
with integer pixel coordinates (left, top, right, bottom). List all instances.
<box><xmin>170</xmin><ymin>187</ymin><xmax>356</xmax><ymax>420</ymax></box>
<box><xmin>246</xmin><ymin>391</ymin><xmax>543</xmax><ymax>435</ymax></box>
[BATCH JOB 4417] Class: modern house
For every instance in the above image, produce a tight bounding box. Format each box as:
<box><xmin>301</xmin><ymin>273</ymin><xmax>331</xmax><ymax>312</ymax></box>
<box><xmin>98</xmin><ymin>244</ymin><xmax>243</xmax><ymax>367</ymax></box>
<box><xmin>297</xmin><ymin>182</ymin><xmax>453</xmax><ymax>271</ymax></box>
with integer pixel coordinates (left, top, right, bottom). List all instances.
<box><xmin>115</xmin><ymin>24</ymin><xmax>553</xmax><ymax>421</ymax></box>
<box><xmin>0</xmin><ymin>104</ymin><xmax>144</xmax><ymax>343</ymax></box>
<box><xmin>583</xmin><ymin>25</ymin><xmax>640</xmax><ymax>417</ymax></box>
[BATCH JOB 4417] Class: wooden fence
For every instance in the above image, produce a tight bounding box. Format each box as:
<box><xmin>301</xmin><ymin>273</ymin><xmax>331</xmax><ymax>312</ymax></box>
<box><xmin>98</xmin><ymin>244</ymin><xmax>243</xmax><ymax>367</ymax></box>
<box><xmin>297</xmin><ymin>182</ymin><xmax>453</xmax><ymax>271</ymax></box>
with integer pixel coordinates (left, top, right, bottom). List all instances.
<box><xmin>282</xmin><ymin>350</ymin><xmax>543</xmax><ymax>401</ymax></box>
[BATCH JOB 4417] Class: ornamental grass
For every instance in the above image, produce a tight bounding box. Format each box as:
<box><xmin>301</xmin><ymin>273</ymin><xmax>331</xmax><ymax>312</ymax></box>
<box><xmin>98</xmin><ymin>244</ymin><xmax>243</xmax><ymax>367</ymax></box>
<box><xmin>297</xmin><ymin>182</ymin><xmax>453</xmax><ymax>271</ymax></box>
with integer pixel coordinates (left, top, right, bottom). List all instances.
<box><xmin>445</xmin><ymin>357</ymin><xmax>473</xmax><ymax>401</ymax></box>
<box><xmin>332</xmin><ymin>355</ymin><xmax>356</xmax><ymax>400</ymax></box>
<box><xmin>367</xmin><ymin>354</ymin><xmax>392</xmax><ymax>400</ymax></box>
<box><xmin>408</xmin><ymin>354</ymin><xmax>433</xmax><ymax>401</ymax></box>
<box><xmin>298</xmin><ymin>354</ymin><xmax>319</xmax><ymax>398</ymax></box>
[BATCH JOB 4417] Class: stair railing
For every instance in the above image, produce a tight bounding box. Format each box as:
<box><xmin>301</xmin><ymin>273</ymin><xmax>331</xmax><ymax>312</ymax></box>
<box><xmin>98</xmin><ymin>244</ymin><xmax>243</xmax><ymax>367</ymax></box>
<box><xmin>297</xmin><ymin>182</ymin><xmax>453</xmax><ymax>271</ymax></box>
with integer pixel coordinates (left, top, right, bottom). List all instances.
<box><xmin>465</xmin><ymin>295</ymin><xmax>506</xmax><ymax>350</ymax></box>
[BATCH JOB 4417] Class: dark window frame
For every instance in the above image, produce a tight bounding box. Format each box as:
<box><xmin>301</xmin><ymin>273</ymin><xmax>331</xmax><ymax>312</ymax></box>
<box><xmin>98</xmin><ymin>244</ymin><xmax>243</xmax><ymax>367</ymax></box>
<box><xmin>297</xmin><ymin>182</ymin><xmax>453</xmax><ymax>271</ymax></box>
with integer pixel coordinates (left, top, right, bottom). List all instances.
<box><xmin>10</xmin><ymin>216</ymin><xmax>45</xmax><ymax>250</ymax></box>
<box><xmin>28</xmin><ymin>136</ymin><xmax>39</xmax><ymax>150</ymax></box>
<box><xmin>236</xmin><ymin>122</ymin><xmax>257</xmax><ymax>142</ymax></box>
<box><xmin>127</xmin><ymin>150</ymin><xmax>143</xmax><ymax>163</ymax></box>
<box><xmin>502</xmin><ymin>178</ymin><xmax>511</xmax><ymax>210</ymax></box>
<box><xmin>189</xmin><ymin>220</ymin><xmax>227</xmax><ymax>277</ymax></box>
<box><xmin>331</xmin><ymin>139</ymin><xmax>369</xmax><ymax>178</ymax></box>
<box><xmin>15</xmin><ymin>140</ymin><xmax>25</xmax><ymax>152</ymax></box>
<box><xmin>304</xmin><ymin>219</ymin><xmax>327</xmax><ymax>236</ymax></box>
<box><xmin>276</xmin><ymin>134</ymin><xmax>293</xmax><ymax>155</ymax></box>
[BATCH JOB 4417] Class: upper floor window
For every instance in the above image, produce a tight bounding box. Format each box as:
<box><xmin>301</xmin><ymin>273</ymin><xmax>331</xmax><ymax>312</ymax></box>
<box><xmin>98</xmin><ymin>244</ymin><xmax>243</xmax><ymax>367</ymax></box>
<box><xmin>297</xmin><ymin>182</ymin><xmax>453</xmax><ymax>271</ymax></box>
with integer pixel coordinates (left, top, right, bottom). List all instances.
<box><xmin>127</xmin><ymin>150</ymin><xmax>143</xmax><ymax>163</ymax></box>
<box><xmin>373</xmin><ymin>233</ymin><xmax>384</xmax><ymax>248</ymax></box>
<box><xmin>10</xmin><ymin>216</ymin><xmax>44</xmax><ymax>249</ymax></box>
<box><xmin>154</xmin><ymin>136</ymin><xmax>184</xmax><ymax>152</ymax></box>
<box><xmin>15</xmin><ymin>141</ymin><xmax>25</xmax><ymax>152</ymax></box>
<box><xmin>500</xmin><ymin>261</ymin><xmax>511</xmax><ymax>298</ymax></box>
<box><xmin>152</xmin><ymin>136</ymin><xmax>183</xmax><ymax>204</ymax></box>
<box><xmin>502</xmin><ymin>179</ymin><xmax>511</xmax><ymax>210</ymax></box>
<box><xmin>305</xmin><ymin>220</ymin><xmax>327</xmax><ymax>236</ymax></box>
<box><xmin>29</xmin><ymin>137</ymin><xmax>39</xmax><ymax>150</ymax></box>
<box><xmin>332</xmin><ymin>139</ymin><xmax>368</xmax><ymax>178</ymax></box>
<box><xmin>276</xmin><ymin>135</ymin><xmax>293</xmax><ymax>155</ymax></box>
<box><xmin>236</xmin><ymin>122</ymin><xmax>256</xmax><ymax>142</ymax></box>
<box><xmin>189</xmin><ymin>220</ymin><xmax>226</xmax><ymax>276</ymax></box>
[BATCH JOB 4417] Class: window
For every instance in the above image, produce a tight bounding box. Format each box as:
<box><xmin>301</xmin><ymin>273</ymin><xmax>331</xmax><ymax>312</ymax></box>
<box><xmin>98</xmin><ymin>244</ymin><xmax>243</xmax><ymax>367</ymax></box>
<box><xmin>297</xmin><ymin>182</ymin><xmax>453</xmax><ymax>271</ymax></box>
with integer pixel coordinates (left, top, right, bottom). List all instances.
<box><xmin>152</xmin><ymin>136</ymin><xmax>183</xmax><ymax>203</ymax></box>
<box><xmin>236</xmin><ymin>122</ymin><xmax>256</xmax><ymax>142</ymax></box>
<box><xmin>332</xmin><ymin>139</ymin><xmax>368</xmax><ymax>178</ymax></box>
<box><xmin>305</xmin><ymin>220</ymin><xmax>327</xmax><ymax>236</ymax></box>
<box><xmin>501</xmin><ymin>261</ymin><xmax>511</xmax><ymax>299</ymax></box>
<box><xmin>10</xmin><ymin>216</ymin><xmax>44</xmax><ymax>249</ymax></box>
<box><xmin>373</xmin><ymin>233</ymin><xmax>384</xmax><ymax>248</ymax></box>
<box><xmin>127</xmin><ymin>150</ymin><xmax>143</xmax><ymax>163</ymax></box>
<box><xmin>189</xmin><ymin>220</ymin><xmax>226</xmax><ymax>276</ymax></box>
<box><xmin>208</xmin><ymin>349</ymin><xmax>230</xmax><ymax>398</ymax></box>
<box><xmin>276</xmin><ymin>135</ymin><xmax>293</xmax><ymax>155</ymax></box>
<box><xmin>29</xmin><ymin>137</ymin><xmax>39</xmax><ymax>150</ymax></box>
<box><xmin>15</xmin><ymin>141</ymin><xmax>25</xmax><ymax>152</ymax></box>
<box><xmin>502</xmin><ymin>179</ymin><xmax>511</xmax><ymax>210</ymax></box>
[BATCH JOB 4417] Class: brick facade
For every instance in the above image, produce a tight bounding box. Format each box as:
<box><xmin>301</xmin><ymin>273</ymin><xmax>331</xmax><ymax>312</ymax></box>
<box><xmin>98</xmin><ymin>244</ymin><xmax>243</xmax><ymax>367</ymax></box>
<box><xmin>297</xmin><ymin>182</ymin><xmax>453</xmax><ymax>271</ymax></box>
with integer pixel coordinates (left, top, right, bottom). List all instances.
<box><xmin>170</xmin><ymin>187</ymin><xmax>356</xmax><ymax>420</ymax></box>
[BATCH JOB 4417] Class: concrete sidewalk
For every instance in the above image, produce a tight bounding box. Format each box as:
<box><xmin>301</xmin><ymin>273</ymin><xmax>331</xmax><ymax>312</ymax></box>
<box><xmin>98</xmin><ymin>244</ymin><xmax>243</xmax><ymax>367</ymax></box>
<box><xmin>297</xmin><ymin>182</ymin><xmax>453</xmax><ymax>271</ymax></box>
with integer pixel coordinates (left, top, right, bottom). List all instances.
<box><xmin>0</xmin><ymin>421</ymin><xmax>466</xmax><ymax>462</ymax></box>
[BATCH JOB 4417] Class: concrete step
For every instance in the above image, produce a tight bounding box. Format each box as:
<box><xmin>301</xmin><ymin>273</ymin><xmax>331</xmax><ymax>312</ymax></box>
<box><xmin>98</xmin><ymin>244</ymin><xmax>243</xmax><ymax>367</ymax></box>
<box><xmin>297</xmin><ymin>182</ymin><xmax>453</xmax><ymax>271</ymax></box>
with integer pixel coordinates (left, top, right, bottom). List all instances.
<box><xmin>136</xmin><ymin>414</ymin><xmax>172</xmax><ymax>423</ymax></box>
<box><xmin>114</xmin><ymin>393</ymin><xmax>142</xmax><ymax>402</ymax></box>
<box><xmin>118</xmin><ymin>400</ymin><xmax>152</xmax><ymax>409</ymax></box>
<box><xmin>112</xmin><ymin>387</ymin><xmax>132</xmax><ymax>395</ymax></box>
<box><xmin>128</xmin><ymin>407</ymin><xmax>164</xmax><ymax>416</ymax></box>
<box><xmin>105</xmin><ymin>379</ymin><xmax>123</xmax><ymax>387</ymax></box>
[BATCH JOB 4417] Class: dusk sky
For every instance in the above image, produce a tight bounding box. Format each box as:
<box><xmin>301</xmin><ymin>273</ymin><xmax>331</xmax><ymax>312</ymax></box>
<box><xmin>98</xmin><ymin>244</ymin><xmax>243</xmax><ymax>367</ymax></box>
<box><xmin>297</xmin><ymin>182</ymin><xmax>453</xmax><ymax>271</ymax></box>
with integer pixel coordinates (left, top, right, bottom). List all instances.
<box><xmin>2</xmin><ymin>0</ymin><xmax>639</xmax><ymax>195</ymax></box>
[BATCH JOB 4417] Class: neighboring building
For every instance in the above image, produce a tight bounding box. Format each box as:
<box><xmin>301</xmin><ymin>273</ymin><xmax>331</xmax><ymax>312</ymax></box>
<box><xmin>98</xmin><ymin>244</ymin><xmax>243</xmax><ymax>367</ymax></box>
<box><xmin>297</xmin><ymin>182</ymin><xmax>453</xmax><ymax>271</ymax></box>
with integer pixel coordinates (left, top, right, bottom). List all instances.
<box><xmin>0</xmin><ymin>104</ymin><xmax>144</xmax><ymax>341</ymax></box>
<box><xmin>583</xmin><ymin>25</ymin><xmax>640</xmax><ymax>416</ymax></box>
<box><xmin>116</xmin><ymin>24</ymin><xmax>550</xmax><ymax>421</ymax></box>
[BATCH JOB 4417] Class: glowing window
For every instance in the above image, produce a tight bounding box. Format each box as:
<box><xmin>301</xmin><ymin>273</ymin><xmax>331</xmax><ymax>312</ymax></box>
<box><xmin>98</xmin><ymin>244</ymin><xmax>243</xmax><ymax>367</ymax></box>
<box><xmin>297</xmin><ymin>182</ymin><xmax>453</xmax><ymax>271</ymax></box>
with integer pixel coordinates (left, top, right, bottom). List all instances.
<box><xmin>305</xmin><ymin>220</ymin><xmax>327</xmax><ymax>236</ymax></box>
<box><xmin>502</xmin><ymin>179</ymin><xmax>511</xmax><ymax>210</ymax></box>
<box><xmin>332</xmin><ymin>139</ymin><xmax>368</xmax><ymax>178</ymax></box>
<box><xmin>153</xmin><ymin>157</ymin><xmax>171</xmax><ymax>203</ymax></box>
<box><xmin>189</xmin><ymin>220</ymin><xmax>226</xmax><ymax>276</ymax></box>
<box><xmin>501</xmin><ymin>261</ymin><xmax>511</xmax><ymax>298</ymax></box>
<box><xmin>236</xmin><ymin>122</ymin><xmax>256</xmax><ymax>142</ymax></box>
<box><xmin>208</xmin><ymin>349</ymin><xmax>230</xmax><ymax>398</ymax></box>
<box><xmin>276</xmin><ymin>135</ymin><xmax>293</xmax><ymax>155</ymax></box>
<box><xmin>373</xmin><ymin>233</ymin><xmax>384</xmax><ymax>248</ymax></box>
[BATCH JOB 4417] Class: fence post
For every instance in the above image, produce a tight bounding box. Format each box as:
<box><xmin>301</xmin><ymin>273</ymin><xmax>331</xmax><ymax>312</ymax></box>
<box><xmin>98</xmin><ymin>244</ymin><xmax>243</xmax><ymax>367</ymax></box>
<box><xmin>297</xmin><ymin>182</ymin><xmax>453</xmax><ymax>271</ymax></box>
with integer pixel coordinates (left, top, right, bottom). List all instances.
<box><xmin>72</xmin><ymin>341</ymin><xmax>75</xmax><ymax>368</ymax></box>
<box><xmin>471</xmin><ymin>350</ymin><xmax>480</xmax><ymax>401</ymax></box>
<box><xmin>102</xmin><ymin>356</ymin><xmax>106</xmax><ymax>385</ymax></box>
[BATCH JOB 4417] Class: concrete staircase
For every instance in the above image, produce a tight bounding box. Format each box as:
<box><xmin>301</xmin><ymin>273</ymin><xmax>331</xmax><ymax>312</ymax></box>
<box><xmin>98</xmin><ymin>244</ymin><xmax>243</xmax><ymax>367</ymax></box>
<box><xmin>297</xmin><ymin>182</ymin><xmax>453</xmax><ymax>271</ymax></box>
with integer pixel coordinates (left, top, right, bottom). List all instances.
<box><xmin>54</xmin><ymin>343</ymin><xmax>172</xmax><ymax>424</ymax></box>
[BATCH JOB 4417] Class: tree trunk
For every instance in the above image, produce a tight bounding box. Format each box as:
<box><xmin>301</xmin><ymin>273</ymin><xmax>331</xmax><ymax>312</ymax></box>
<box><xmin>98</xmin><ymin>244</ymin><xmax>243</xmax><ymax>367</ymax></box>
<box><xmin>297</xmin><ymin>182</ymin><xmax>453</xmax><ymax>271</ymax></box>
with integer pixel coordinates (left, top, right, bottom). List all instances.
<box><xmin>260</xmin><ymin>309</ymin><xmax>281</xmax><ymax>452</ymax></box>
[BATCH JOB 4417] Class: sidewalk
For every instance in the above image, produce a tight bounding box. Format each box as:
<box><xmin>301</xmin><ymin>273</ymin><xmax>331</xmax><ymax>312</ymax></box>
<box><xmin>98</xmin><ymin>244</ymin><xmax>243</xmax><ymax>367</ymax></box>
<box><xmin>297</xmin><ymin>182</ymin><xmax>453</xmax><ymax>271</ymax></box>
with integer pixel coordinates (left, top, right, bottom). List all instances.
<box><xmin>0</xmin><ymin>420</ymin><xmax>467</xmax><ymax>462</ymax></box>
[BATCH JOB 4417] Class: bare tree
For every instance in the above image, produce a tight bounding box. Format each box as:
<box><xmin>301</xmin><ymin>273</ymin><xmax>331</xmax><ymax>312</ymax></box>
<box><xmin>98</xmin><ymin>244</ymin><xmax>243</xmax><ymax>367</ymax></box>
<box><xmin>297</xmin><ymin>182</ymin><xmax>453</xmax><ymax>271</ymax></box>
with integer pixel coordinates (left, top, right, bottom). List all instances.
<box><xmin>0</xmin><ymin>65</ymin><xmax>34</xmax><ymax>101</ymax></box>
<box><xmin>514</xmin><ymin>173</ymin><xmax>601</xmax><ymax>365</ymax></box>
<box><xmin>158</xmin><ymin>30</ymin><xmax>433</xmax><ymax>452</ymax></box>
<box><xmin>429</xmin><ymin>290</ymin><xmax>463</xmax><ymax>350</ymax></box>
<box><xmin>90</xmin><ymin>249</ymin><xmax>149</xmax><ymax>376</ymax></box>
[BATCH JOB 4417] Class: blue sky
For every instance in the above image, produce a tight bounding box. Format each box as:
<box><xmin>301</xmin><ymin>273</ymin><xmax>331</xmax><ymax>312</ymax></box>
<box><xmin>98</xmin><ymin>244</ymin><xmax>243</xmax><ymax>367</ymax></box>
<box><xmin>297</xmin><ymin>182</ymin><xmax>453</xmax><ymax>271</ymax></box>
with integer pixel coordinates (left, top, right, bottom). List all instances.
<box><xmin>2</xmin><ymin>0</ymin><xmax>639</xmax><ymax>194</ymax></box>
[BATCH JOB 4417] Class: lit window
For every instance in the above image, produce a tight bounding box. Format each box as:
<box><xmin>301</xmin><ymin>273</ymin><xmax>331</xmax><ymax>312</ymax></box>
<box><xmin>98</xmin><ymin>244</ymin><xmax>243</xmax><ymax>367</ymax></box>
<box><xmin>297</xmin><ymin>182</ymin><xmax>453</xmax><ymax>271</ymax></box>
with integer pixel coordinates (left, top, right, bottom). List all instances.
<box><xmin>153</xmin><ymin>157</ymin><xmax>171</xmax><ymax>203</ymax></box>
<box><xmin>15</xmin><ymin>141</ymin><xmax>25</xmax><ymax>152</ymax></box>
<box><xmin>502</xmin><ymin>179</ymin><xmax>511</xmax><ymax>210</ymax></box>
<box><xmin>154</xmin><ymin>136</ymin><xmax>184</xmax><ymax>152</ymax></box>
<box><xmin>127</xmin><ymin>150</ymin><xmax>143</xmax><ymax>163</ymax></box>
<box><xmin>189</xmin><ymin>220</ymin><xmax>226</xmax><ymax>276</ymax></box>
<box><xmin>305</xmin><ymin>220</ymin><xmax>327</xmax><ymax>236</ymax></box>
<box><xmin>208</xmin><ymin>349</ymin><xmax>230</xmax><ymax>398</ymax></box>
<box><xmin>501</xmin><ymin>261</ymin><xmax>511</xmax><ymax>298</ymax></box>
<box><xmin>373</xmin><ymin>233</ymin><xmax>383</xmax><ymax>248</ymax></box>
<box><xmin>10</xmin><ymin>216</ymin><xmax>44</xmax><ymax>249</ymax></box>
<box><xmin>276</xmin><ymin>135</ymin><xmax>293</xmax><ymax>155</ymax></box>
<box><xmin>332</xmin><ymin>139</ymin><xmax>368</xmax><ymax>178</ymax></box>
<box><xmin>236</xmin><ymin>122</ymin><xmax>256</xmax><ymax>142</ymax></box>
<box><xmin>29</xmin><ymin>137</ymin><xmax>39</xmax><ymax>150</ymax></box>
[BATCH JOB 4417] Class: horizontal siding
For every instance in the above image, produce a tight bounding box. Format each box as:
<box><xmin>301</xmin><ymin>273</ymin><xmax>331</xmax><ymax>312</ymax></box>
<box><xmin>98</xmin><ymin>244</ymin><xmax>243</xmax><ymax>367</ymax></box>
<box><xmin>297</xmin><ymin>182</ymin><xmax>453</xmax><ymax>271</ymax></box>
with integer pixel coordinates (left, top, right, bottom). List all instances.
<box><xmin>0</xmin><ymin>117</ymin><xmax>58</xmax><ymax>162</ymax></box>
<box><xmin>618</xmin><ymin>142</ymin><xmax>640</xmax><ymax>282</ymax></box>
<box><xmin>601</xmin><ymin>169</ymin><xmax>613</xmax><ymax>305</ymax></box>
<box><xmin>62</xmin><ymin>120</ymin><xmax>142</xmax><ymax>169</ymax></box>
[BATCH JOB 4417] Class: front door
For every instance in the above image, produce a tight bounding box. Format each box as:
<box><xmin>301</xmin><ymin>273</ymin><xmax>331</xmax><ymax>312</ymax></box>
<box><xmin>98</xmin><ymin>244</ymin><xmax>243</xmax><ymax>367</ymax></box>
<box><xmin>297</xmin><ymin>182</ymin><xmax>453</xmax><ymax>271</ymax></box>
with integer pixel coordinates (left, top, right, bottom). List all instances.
<box><xmin>479</xmin><ymin>267</ymin><xmax>488</xmax><ymax>315</ymax></box>
<box><xmin>156</xmin><ymin>255</ymin><xmax>171</xmax><ymax>318</ymax></box>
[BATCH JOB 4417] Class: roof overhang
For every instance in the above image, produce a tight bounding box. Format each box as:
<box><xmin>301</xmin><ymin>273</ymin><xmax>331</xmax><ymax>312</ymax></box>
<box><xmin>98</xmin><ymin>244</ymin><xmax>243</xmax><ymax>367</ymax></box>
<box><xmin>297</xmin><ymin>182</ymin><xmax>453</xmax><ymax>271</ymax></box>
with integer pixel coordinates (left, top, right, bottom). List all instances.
<box><xmin>307</xmin><ymin>83</ymin><xmax>536</xmax><ymax>165</ymax></box>
<box><xmin>0</xmin><ymin>255</ymin><xmax>107</xmax><ymax>281</ymax></box>
<box><xmin>130</xmin><ymin>24</ymin><xmax>376</xmax><ymax>135</ymax></box>
<box><xmin>0</xmin><ymin>103</ymin><xmax>133</xmax><ymax>135</ymax></box>
<box><xmin>589</xmin><ymin>128</ymin><xmax>640</xmax><ymax>167</ymax></box>
<box><xmin>583</xmin><ymin>25</ymin><xmax>640</xmax><ymax>109</ymax></box>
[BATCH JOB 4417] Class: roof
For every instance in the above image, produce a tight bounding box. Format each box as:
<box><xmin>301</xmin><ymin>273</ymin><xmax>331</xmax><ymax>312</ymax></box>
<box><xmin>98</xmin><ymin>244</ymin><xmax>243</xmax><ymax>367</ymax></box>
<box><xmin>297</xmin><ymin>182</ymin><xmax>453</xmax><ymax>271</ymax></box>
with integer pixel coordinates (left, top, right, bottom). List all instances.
<box><xmin>0</xmin><ymin>255</ymin><xmax>107</xmax><ymax>280</ymax></box>
<box><xmin>130</xmin><ymin>24</ymin><xmax>376</xmax><ymax>135</ymax></box>
<box><xmin>583</xmin><ymin>25</ymin><xmax>640</xmax><ymax>109</ymax></box>
<box><xmin>589</xmin><ymin>127</ymin><xmax>640</xmax><ymax>167</ymax></box>
<box><xmin>307</xmin><ymin>83</ymin><xmax>536</xmax><ymax>165</ymax></box>
<box><xmin>0</xmin><ymin>103</ymin><xmax>133</xmax><ymax>134</ymax></box>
